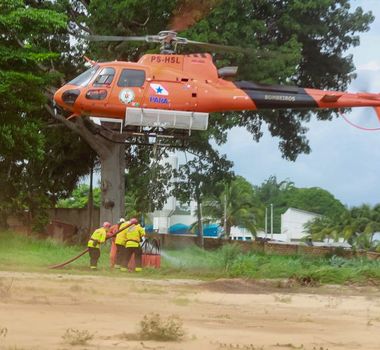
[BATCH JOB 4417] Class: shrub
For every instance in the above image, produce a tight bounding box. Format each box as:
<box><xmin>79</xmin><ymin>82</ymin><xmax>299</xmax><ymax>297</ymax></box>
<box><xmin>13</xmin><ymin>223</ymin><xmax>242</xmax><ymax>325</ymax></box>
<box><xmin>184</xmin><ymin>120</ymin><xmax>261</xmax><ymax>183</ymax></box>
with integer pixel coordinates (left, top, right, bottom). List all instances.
<box><xmin>140</xmin><ymin>313</ymin><xmax>184</xmax><ymax>341</ymax></box>
<box><xmin>62</xmin><ymin>328</ymin><xmax>94</xmax><ymax>345</ymax></box>
<box><xmin>218</xmin><ymin>244</ymin><xmax>242</xmax><ymax>271</ymax></box>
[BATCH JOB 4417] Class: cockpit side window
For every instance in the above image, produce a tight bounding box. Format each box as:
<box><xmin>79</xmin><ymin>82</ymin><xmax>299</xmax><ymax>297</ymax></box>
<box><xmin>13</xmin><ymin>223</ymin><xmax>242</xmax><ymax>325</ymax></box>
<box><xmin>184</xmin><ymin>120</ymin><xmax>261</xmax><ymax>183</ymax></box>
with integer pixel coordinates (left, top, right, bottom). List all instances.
<box><xmin>117</xmin><ymin>69</ymin><xmax>145</xmax><ymax>87</ymax></box>
<box><xmin>93</xmin><ymin>67</ymin><xmax>115</xmax><ymax>87</ymax></box>
<box><xmin>68</xmin><ymin>65</ymin><xmax>99</xmax><ymax>87</ymax></box>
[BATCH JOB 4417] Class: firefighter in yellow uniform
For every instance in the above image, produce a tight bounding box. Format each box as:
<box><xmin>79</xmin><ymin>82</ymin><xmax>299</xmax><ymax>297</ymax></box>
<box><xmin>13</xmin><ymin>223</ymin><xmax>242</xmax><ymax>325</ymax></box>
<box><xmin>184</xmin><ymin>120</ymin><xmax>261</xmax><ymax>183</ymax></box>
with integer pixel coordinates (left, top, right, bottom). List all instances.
<box><xmin>114</xmin><ymin>219</ymin><xmax>130</xmax><ymax>269</ymax></box>
<box><xmin>87</xmin><ymin>221</ymin><xmax>111</xmax><ymax>270</ymax></box>
<box><xmin>121</xmin><ymin>218</ymin><xmax>145</xmax><ymax>272</ymax></box>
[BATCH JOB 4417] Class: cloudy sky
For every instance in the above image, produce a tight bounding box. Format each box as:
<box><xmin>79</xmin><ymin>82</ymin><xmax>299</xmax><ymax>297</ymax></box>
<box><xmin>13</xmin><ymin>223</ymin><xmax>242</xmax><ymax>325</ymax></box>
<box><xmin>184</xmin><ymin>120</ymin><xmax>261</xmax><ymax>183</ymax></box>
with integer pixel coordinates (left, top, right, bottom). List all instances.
<box><xmin>217</xmin><ymin>0</ymin><xmax>380</xmax><ymax>208</ymax></box>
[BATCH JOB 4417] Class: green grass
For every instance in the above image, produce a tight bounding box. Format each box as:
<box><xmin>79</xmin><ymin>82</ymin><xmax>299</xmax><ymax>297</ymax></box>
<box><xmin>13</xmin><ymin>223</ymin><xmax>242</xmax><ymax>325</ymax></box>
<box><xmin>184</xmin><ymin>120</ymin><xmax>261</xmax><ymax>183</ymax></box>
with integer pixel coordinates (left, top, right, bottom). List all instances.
<box><xmin>1</xmin><ymin>230</ymin><xmax>380</xmax><ymax>284</ymax></box>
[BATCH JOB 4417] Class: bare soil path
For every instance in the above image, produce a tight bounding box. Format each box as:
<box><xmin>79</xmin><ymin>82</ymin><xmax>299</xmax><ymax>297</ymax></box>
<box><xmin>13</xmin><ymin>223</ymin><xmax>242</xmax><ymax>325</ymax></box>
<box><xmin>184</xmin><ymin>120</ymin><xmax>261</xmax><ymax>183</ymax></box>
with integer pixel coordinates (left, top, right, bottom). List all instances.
<box><xmin>0</xmin><ymin>271</ymin><xmax>379</xmax><ymax>350</ymax></box>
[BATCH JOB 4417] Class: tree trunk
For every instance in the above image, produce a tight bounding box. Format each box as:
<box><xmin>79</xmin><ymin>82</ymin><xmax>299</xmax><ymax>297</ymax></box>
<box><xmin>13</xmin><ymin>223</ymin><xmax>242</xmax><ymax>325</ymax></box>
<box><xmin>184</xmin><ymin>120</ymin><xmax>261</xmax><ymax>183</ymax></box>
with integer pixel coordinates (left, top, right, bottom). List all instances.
<box><xmin>100</xmin><ymin>143</ymin><xmax>125</xmax><ymax>225</ymax></box>
<box><xmin>45</xmin><ymin>110</ymin><xmax>127</xmax><ymax>229</ymax></box>
<box><xmin>0</xmin><ymin>211</ymin><xmax>8</xmax><ymax>230</ymax></box>
<box><xmin>87</xmin><ymin>163</ymin><xmax>94</xmax><ymax>237</ymax></box>
<box><xmin>226</xmin><ymin>222</ymin><xmax>232</xmax><ymax>237</ymax></box>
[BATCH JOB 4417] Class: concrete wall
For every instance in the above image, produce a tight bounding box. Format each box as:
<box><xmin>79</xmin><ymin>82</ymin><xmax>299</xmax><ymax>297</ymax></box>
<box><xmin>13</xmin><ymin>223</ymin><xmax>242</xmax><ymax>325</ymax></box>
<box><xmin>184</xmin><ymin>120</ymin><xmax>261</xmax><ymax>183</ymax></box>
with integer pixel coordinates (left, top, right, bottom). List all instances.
<box><xmin>48</xmin><ymin>207</ymin><xmax>99</xmax><ymax>226</ymax></box>
<box><xmin>156</xmin><ymin>234</ymin><xmax>380</xmax><ymax>260</ymax></box>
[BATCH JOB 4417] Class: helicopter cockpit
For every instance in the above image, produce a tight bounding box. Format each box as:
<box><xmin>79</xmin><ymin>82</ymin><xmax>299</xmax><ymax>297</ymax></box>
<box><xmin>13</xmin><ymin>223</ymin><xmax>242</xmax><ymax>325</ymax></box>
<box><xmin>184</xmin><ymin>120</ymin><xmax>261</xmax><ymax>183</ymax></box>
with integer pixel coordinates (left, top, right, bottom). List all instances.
<box><xmin>68</xmin><ymin>65</ymin><xmax>99</xmax><ymax>87</ymax></box>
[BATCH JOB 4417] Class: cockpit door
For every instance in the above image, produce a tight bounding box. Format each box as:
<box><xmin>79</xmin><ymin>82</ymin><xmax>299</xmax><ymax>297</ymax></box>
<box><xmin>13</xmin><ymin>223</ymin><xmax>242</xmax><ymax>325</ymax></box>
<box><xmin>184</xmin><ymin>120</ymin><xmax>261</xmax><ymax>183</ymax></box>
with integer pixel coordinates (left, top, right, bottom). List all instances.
<box><xmin>110</xmin><ymin>68</ymin><xmax>148</xmax><ymax>109</ymax></box>
<box><xmin>80</xmin><ymin>67</ymin><xmax>115</xmax><ymax>115</ymax></box>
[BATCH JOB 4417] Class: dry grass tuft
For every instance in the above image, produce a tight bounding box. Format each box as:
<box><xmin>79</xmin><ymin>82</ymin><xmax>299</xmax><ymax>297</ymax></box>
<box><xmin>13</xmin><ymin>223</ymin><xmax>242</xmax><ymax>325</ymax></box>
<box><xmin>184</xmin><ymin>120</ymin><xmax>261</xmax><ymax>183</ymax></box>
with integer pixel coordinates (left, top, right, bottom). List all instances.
<box><xmin>139</xmin><ymin>313</ymin><xmax>185</xmax><ymax>341</ymax></box>
<box><xmin>62</xmin><ymin>328</ymin><xmax>94</xmax><ymax>345</ymax></box>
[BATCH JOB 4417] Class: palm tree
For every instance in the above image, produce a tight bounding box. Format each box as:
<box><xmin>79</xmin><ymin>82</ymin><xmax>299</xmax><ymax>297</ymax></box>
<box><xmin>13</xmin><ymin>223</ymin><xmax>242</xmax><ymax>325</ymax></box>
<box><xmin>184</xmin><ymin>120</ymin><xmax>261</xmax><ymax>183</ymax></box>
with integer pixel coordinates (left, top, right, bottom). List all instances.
<box><xmin>305</xmin><ymin>204</ymin><xmax>380</xmax><ymax>250</ymax></box>
<box><xmin>202</xmin><ymin>176</ymin><xmax>264</xmax><ymax>236</ymax></box>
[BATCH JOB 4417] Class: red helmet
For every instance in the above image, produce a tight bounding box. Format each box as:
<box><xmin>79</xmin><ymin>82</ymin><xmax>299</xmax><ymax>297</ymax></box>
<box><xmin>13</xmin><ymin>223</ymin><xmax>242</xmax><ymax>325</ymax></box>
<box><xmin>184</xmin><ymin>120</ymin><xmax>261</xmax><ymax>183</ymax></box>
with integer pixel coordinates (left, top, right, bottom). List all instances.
<box><xmin>103</xmin><ymin>221</ymin><xmax>111</xmax><ymax>228</ymax></box>
<box><xmin>129</xmin><ymin>218</ymin><xmax>138</xmax><ymax>225</ymax></box>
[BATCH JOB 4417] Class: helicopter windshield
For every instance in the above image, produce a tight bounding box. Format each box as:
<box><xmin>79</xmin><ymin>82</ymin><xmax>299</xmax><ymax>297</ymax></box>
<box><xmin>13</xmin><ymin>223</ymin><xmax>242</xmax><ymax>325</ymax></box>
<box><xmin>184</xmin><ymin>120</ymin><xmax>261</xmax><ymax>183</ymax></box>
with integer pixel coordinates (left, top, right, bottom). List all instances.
<box><xmin>68</xmin><ymin>65</ymin><xmax>99</xmax><ymax>87</ymax></box>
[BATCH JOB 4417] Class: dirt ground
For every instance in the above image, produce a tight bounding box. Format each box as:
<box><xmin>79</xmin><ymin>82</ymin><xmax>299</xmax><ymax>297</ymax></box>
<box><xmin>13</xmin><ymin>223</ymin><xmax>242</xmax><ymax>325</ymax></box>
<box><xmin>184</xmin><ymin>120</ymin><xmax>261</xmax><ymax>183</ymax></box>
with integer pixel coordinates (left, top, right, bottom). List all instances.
<box><xmin>0</xmin><ymin>271</ymin><xmax>379</xmax><ymax>350</ymax></box>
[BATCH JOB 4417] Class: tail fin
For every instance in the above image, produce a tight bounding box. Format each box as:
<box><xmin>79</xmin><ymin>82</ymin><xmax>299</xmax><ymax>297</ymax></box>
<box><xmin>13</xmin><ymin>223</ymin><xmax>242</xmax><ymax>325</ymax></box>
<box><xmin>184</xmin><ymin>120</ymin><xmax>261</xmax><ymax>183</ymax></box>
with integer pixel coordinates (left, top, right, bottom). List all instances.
<box><xmin>375</xmin><ymin>107</ymin><xmax>380</xmax><ymax>122</ymax></box>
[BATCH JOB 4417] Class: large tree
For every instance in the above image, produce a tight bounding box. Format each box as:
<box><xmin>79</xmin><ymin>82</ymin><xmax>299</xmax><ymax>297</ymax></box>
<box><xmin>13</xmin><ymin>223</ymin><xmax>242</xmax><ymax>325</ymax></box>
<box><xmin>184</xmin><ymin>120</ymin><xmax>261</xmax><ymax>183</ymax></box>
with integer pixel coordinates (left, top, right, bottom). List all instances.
<box><xmin>256</xmin><ymin>176</ymin><xmax>346</xmax><ymax>232</ymax></box>
<box><xmin>75</xmin><ymin>0</ymin><xmax>372</xmax><ymax>223</ymax></box>
<box><xmin>0</xmin><ymin>0</ymin><xmax>95</xmax><ymax>229</ymax></box>
<box><xmin>183</xmin><ymin>0</ymin><xmax>374</xmax><ymax>159</ymax></box>
<box><xmin>305</xmin><ymin>204</ymin><xmax>380</xmax><ymax>250</ymax></box>
<box><xmin>202</xmin><ymin>176</ymin><xmax>264</xmax><ymax>236</ymax></box>
<box><xmin>172</xmin><ymin>147</ymin><xmax>233</xmax><ymax>245</ymax></box>
<box><xmin>2</xmin><ymin>0</ymin><xmax>374</xmax><ymax>229</ymax></box>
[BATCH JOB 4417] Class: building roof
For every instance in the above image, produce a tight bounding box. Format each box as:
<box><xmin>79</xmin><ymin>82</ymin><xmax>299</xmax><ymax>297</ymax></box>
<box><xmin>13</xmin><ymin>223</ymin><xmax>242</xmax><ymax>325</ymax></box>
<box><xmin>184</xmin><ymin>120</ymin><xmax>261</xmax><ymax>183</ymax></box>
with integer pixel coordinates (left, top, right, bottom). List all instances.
<box><xmin>283</xmin><ymin>207</ymin><xmax>322</xmax><ymax>218</ymax></box>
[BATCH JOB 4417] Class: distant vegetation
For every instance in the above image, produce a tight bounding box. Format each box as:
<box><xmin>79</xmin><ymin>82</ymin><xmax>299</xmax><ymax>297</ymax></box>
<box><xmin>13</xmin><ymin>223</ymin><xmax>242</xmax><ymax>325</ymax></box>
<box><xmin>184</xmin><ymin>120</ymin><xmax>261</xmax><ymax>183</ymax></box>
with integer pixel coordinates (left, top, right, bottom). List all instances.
<box><xmin>57</xmin><ymin>175</ymin><xmax>347</xmax><ymax>232</ymax></box>
<box><xmin>305</xmin><ymin>204</ymin><xmax>380</xmax><ymax>252</ymax></box>
<box><xmin>1</xmin><ymin>231</ymin><xmax>379</xmax><ymax>285</ymax></box>
<box><xmin>55</xmin><ymin>175</ymin><xmax>380</xmax><ymax>251</ymax></box>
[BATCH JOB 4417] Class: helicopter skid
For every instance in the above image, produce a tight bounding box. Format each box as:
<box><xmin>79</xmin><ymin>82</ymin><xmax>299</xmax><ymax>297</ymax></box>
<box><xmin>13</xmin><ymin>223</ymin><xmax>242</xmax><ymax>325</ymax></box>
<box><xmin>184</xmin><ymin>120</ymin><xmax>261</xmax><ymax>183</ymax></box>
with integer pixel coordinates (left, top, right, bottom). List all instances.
<box><xmin>125</xmin><ymin>107</ymin><xmax>209</xmax><ymax>131</ymax></box>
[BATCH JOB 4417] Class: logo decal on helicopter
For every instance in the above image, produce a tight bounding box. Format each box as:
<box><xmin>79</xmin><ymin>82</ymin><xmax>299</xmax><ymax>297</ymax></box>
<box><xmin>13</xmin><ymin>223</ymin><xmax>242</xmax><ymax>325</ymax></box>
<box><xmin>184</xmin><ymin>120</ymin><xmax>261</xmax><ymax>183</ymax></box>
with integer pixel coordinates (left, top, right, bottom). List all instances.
<box><xmin>119</xmin><ymin>89</ymin><xmax>135</xmax><ymax>104</ymax></box>
<box><xmin>264</xmin><ymin>94</ymin><xmax>296</xmax><ymax>102</ymax></box>
<box><xmin>149</xmin><ymin>96</ymin><xmax>169</xmax><ymax>104</ymax></box>
<box><xmin>150</xmin><ymin>84</ymin><xmax>169</xmax><ymax>96</ymax></box>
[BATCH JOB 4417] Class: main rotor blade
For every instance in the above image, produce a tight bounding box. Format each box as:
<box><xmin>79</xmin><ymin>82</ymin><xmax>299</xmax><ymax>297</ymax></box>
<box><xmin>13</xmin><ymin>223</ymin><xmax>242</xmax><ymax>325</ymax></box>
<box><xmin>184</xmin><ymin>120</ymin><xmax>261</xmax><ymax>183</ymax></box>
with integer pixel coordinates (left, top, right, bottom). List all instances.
<box><xmin>186</xmin><ymin>39</ymin><xmax>252</xmax><ymax>54</ymax></box>
<box><xmin>85</xmin><ymin>35</ymin><xmax>160</xmax><ymax>43</ymax></box>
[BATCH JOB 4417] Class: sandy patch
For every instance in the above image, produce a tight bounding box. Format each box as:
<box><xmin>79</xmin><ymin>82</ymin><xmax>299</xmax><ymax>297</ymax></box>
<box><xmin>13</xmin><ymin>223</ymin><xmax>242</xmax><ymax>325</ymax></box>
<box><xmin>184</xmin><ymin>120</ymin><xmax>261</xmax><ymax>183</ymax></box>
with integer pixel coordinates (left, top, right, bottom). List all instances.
<box><xmin>0</xmin><ymin>271</ymin><xmax>379</xmax><ymax>350</ymax></box>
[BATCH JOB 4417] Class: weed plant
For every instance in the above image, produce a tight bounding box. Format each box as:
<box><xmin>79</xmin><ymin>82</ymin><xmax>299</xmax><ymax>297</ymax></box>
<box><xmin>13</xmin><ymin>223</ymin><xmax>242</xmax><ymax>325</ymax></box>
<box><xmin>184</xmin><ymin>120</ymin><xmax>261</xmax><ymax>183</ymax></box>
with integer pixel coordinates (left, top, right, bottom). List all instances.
<box><xmin>139</xmin><ymin>313</ymin><xmax>185</xmax><ymax>341</ymax></box>
<box><xmin>62</xmin><ymin>328</ymin><xmax>93</xmax><ymax>345</ymax></box>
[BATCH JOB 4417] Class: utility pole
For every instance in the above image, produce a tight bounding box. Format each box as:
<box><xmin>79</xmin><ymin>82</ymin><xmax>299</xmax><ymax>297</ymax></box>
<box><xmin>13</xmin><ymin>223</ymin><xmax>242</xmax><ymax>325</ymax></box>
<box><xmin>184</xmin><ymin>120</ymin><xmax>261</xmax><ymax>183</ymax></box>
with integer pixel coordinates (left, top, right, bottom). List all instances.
<box><xmin>87</xmin><ymin>162</ymin><xmax>94</xmax><ymax>237</ymax></box>
<box><xmin>195</xmin><ymin>183</ymin><xmax>204</xmax><ymax>249</ymax></box>
<box><xmin>270</xmin><ymin>203</ymin><xmax>273</xmax><ymax>240</ymax></box>
<box><xmin>223</xmin><ymin>193</ymin><xmax>227</xmax><ymax>238</ymax></box>
<box><xmin>199</xmin><ymin>202</ymin><xmax>204</xmax><ymax>249</ymax></box>
<box><xmin>265</xmin><ymin>207</ymin><xmax>268</xmax><ymax>239</ymax></box>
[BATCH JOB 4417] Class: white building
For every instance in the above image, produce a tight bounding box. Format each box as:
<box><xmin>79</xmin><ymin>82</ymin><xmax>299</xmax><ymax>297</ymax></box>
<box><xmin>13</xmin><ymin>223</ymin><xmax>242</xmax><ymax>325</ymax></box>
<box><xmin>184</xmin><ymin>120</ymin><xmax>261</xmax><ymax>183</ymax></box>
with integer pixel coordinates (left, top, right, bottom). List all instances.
<box><xmin>150</xmin><ymin>153</ymin><xmax>198</xmax><ymax>233</ymax></box>
<box><xmin>151</xmin><ymin>154</ymin><xmax>179</xmax><ymax>233</ymax></box>
<box><xmin>229</xmin><ymin>226</ymin><xmax>254</xmax><ymax>241</ymax></box>
<box><xmin>281</xmin><ymin>207</ymin><xmax>321</xmax><ymax>242</ymax></box>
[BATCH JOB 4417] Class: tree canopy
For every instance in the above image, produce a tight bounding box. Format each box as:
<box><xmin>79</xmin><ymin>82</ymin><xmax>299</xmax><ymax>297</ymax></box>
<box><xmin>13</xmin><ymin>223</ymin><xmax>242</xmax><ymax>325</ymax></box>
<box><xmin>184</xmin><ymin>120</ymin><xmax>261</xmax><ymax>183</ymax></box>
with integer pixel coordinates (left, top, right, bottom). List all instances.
<box><xmin>305</xmin><ymin>204</ymin><xmax>380</xmax><ymax>251</ymax></box>
<box><xmin>0</xmin><ymin>0</ymin><xmax>375</xmax><ymax>229</ymax></box>
<box><xmin>202</xmin><ymin>176</ymin><xmax>264</xmax><ymax>235</ymax></box>
<box><xmin>256</xmin><ymin>176</ymin><xmax>346</xmax><ymax>232</ymax></box>
<box><xmin>62</xmin><ymin>0</ymin><xmax>374</xmax><ymax>159</ymax></box>
<box><xmin>0</xmin><ymin>0</ymin><xmax>95</xmax><ymax>229</ymax></box>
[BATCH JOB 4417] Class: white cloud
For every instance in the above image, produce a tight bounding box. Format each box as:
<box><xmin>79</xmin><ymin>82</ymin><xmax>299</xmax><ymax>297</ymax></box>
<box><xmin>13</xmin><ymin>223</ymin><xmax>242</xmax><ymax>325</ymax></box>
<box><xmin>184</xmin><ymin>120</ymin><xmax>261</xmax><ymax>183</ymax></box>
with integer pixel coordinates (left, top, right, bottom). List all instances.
<box><xmin>357</xmin><ymin>61</ymin><xmax>380</xmax><ymax>71</ymax></box>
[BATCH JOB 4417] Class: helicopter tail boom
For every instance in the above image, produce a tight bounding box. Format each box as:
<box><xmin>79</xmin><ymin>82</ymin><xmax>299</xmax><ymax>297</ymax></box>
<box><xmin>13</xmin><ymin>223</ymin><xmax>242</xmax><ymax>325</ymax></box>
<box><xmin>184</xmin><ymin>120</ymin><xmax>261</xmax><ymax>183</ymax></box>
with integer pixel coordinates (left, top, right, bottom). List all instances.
<box><xmin>236</xmin><ymin>81</ymin><xmax>318</xmax><ymax>109</ymax></box>
<box><xmin>234</xmin><ymin>81</ymin><xmax>380</xmax><ymax>112</ymax></box>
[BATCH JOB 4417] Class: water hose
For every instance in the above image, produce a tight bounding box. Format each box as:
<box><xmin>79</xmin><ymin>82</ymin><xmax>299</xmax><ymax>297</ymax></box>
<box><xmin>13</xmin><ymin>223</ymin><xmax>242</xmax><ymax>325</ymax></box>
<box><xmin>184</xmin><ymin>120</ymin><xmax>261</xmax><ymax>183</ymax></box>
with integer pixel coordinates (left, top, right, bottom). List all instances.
<box><xmin>48</xmin><ymin>223</ymin><xmax>132</xmax><ymax>269</ymax></box>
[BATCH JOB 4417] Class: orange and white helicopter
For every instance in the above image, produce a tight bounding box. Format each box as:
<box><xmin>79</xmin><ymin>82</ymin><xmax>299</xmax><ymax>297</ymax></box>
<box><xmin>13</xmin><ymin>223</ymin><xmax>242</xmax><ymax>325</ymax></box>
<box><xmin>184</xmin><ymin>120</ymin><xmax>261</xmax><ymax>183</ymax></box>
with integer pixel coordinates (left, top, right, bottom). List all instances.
<box><xmin>54</xmin><ymin>31</ymin><xmax>380</xmax><ymax>132</ymax></box>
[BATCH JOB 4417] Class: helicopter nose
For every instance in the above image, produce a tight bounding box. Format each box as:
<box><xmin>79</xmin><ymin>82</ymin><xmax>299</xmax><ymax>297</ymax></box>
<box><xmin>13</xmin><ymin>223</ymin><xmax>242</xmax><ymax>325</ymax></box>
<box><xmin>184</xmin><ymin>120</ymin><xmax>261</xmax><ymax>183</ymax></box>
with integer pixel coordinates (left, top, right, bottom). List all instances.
<box><xmin>54</xmin><ymin>86</ymin><xmax>81</xmax><ymax>109</ymax></box>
